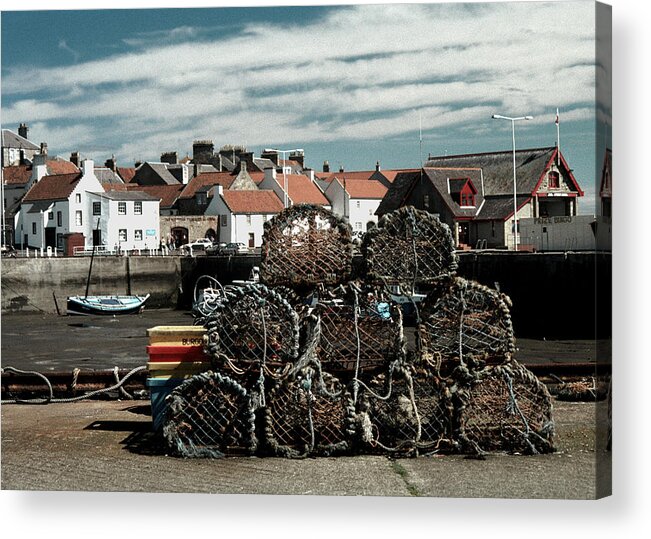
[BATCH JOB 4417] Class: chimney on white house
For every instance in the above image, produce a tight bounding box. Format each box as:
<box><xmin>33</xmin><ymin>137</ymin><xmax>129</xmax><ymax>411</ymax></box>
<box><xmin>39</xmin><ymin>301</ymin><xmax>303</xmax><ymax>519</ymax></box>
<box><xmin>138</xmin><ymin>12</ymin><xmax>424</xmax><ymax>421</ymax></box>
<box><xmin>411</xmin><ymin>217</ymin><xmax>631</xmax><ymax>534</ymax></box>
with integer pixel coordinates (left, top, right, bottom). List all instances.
<box><xmin>82</xmin><ymin>159</ymin><xmax>94</xmax><ymax>177</ymax></box>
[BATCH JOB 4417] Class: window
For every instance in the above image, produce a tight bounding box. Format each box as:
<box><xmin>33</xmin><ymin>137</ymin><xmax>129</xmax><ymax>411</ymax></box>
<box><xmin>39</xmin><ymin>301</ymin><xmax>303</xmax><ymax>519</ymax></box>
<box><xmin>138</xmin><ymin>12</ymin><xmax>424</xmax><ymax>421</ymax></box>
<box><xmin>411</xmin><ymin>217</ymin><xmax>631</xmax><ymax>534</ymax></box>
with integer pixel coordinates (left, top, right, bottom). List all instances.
<box><xmin>57</xmin><ymin>211</ymin><xmax>62</xmax><ymax>227</ymax></box>
<box><xmin>75</xmin><ymin>210</ymin><xmax>83</xmax><ymax>226</ymax></box>
<box><xmin>75</xmin><ymin>193</ymin><xmax>81</xmax><ymax>203</ymax></box>
<box><xmin>423</xmin><ymin>194</ymin><xmax>430</xmax><ymax>209</ymax></box>
<box><xmin>118</xmin><ymin>229</ymin><xmax>127</xmax><ymax>242</ymax></box>
<box><xmin>93</xmin><ymin>202</ymin><xmax>101</xmax><ymax>216</ymax></box>
<box><xmin>460</xmin><ymin>192</ymin><xmax>475</xmax><ymax>207</ymax></box>
<box><xmin>196</xmin><ymin>193</ymin><xmax>207</xmax><ymax>206</ymax></box>
<box><xmin>246</xmin><ymin>215</ymin><xmax>252</xmax><ymax>226</ymax></box>
<box><xmin>548</xmin><ymin>171</ymin><xmax>560</xmax><ymax>189</ymax></box>
<box><xmin>220</xmin><ymin>215</ymin><xmax>228</xmax><ymax>227</ymax></box>
<box><xmin>48</xmin><ymin>211</ymin><xmax>54</xmax><ymax>220</ymax></box>
<box><xmin>356</xmin><ymin>201</ymin><xmax>361</xmax><ymax>208</ymax></box>
<box><xmin>134</xmin><ymin>201</ymin><xmax>142</xmax><ymax>215</ymax></box>
<box><xmin>32</xmin><ymin>222</ymin><xmax>36</xmax><ymax>235</ymax></box>
<box><xmin>118</xmin><ymin>202</ymin><xmax>126</xmax><ymax>215</ymax></box>
<box><xmin>134</xmin><ymin>229</ymin><xmax>143</xmax><ymax>241</ymax></box>
<box><xmin>355</xmin><ymin>222</ymin><xmax>363</xmax><ymax>231</ymax></box>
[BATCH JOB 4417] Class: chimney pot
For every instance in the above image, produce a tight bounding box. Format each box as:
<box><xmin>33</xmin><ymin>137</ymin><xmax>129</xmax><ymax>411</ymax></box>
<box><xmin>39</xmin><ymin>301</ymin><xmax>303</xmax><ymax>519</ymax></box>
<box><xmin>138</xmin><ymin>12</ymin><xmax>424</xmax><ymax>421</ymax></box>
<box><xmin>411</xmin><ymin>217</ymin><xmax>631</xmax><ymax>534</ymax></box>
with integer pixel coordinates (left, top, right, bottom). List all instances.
<box><xmin>18</xmin><ymin>123</ymin><xmax>29</xmax><ymax>139</ymax></box>
<box><xmin>323</xmin><ymin>160</ymin><xmax>330</xmax><ymax>173</ymax></box>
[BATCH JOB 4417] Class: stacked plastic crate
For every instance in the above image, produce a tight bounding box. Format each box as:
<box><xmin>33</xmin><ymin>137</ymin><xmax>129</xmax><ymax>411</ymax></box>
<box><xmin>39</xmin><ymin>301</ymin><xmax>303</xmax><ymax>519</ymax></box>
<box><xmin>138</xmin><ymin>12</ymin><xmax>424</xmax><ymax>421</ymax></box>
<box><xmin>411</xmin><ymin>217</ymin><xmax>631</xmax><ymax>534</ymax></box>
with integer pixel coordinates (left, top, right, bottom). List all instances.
<box><xmin>145</xmin><ymin>326</ymin><xmax>211</xmax><ymax>430</ymax></box>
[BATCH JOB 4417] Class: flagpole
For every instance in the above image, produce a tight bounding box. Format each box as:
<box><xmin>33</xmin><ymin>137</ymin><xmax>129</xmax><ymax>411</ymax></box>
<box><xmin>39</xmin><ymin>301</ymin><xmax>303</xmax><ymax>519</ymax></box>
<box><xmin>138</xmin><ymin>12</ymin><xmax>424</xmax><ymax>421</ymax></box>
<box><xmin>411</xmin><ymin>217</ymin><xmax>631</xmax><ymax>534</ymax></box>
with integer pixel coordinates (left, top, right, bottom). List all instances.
<box><xmin>555</xmin><ymin>108</ymin><xmax>560</xmax><ymax>164</ymax></box>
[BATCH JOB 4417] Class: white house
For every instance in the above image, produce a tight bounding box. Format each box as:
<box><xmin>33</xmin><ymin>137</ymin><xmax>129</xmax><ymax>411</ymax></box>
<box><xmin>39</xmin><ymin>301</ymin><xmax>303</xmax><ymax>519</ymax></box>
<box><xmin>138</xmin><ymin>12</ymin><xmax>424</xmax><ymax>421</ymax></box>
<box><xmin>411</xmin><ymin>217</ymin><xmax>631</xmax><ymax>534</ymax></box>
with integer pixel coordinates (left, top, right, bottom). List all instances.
<box><xmin>86</xmin><ymin>191</ymin><xmax>160</xmax><ymax>251</ymax></box>
<box><xmin>18</xmin><ymin>159</ymin><xmax>103</xmax><ymax>250</ymax></box>
<box><xmin>323</xmin><ymin>178</ymin><xmax>388</xmax><ymax>232</ymax></box>
<box><xmin>206</xmin><ymin>185</ymin><xmax>284</xmax><ymax>248</ymax></box>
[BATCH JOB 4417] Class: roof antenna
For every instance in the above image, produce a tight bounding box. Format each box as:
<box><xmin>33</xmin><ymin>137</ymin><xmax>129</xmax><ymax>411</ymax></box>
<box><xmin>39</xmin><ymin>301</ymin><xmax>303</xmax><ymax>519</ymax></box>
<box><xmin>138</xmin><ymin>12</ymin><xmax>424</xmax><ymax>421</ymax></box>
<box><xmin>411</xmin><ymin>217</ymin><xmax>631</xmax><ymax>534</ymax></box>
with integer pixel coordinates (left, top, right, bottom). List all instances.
<box><xmin>419</xmin><ymin>110</ymin><xmax>423</xmax><ymax>168</ymax></box>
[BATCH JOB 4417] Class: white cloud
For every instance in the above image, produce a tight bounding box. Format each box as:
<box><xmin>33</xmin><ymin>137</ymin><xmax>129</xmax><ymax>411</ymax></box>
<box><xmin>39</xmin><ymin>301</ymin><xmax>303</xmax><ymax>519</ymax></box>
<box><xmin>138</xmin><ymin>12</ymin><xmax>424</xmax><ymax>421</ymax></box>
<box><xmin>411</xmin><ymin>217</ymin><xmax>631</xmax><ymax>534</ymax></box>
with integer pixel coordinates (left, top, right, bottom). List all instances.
<box><xmin>2</xmin><ymin>2</ymin><xmax>599</xmax><ymax>164</ymax></box>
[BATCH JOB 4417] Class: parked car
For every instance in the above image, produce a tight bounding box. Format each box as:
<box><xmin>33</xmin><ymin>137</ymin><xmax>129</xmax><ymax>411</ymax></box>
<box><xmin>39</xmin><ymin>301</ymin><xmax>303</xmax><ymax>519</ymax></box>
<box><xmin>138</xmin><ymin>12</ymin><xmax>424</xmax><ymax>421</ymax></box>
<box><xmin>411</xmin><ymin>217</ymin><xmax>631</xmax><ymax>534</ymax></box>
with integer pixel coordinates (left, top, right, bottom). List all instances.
<box><xmin>205</xmin><ymin>242</ymin><xmax>227</xmax><ymax>255</ymax></box>
<box><xmin>180</xmin><ymin>238</ymin><xmax>213</xmax><ymax>253</ymax></box>
<box><xmin>220</xmin><ymin>242</ymin><xmax>249</xmax><ymax>255</ymax></box>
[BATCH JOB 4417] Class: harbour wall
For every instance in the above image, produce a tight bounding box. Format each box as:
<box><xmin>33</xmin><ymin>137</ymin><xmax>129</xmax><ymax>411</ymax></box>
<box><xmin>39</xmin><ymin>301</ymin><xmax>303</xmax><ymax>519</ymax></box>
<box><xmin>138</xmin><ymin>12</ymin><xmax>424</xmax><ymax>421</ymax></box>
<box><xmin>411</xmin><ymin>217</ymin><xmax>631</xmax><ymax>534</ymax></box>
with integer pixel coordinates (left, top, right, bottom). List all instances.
<box><xmin>1</xmin><ymin>251</ymin><xmax>610</xmax><ymax>339</ymax></box>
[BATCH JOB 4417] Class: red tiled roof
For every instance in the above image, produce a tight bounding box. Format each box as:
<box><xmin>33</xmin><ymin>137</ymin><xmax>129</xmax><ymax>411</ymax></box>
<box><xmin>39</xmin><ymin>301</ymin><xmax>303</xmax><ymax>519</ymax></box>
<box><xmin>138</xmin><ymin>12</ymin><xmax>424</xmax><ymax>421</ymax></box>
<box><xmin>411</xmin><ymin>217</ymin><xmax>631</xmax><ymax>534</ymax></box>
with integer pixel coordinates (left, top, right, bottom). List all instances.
<box><xmin>23</xmin><ymin>173</ymin><xmax>82</xmax><ymax>202</ymax></box>
<box><xmin>47</xmin><ymin>159</ymin><xmax>79</xmax><ymax>175</ymax></box>
<box><xmin>341</xmin><ymin>179</ymin><xmax>387</xmax><ymax>199</ymax></box>
<box><xmin>117</xmin><ymin>167</ymin><xmax>137</xmax><ymax>183</ymax></box>
<box><xmin>249</xmin><ymin>171</ymin><xmax>265</xmax><ymax>184</ymax></box>
<box><xmin>221</xmin><ymin>190</ymin><xmax>283</xmax><ymax>214</ymax></box>
<box><xmin>179</xmin><ymin>172</ymin><xmax>234</xmax><ymax>199</ymax></box>
<box><xmin>276</xmin><ymin>174</ymin><xmax>329</xmax><ymax>205</ymax></box>
<box><xmin>3</xmin><ymin>165</ymin><xmax>31</xmax><ymax>185</ymax></box>
<box><xmin>316</xmin><ymin>170</ymin><xmax>375</xmax><ymax>183</ymax></box>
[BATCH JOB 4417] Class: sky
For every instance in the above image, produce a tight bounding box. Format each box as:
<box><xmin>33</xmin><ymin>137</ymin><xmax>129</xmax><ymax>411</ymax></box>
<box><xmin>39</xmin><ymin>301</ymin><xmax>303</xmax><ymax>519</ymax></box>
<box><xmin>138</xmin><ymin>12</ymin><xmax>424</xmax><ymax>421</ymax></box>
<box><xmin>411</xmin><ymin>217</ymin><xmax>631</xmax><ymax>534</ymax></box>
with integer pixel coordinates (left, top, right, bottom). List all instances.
<box><xmin>1</xmin><ymin>1</ymin><xmax>611</xmax><ymax>214</ymax></box>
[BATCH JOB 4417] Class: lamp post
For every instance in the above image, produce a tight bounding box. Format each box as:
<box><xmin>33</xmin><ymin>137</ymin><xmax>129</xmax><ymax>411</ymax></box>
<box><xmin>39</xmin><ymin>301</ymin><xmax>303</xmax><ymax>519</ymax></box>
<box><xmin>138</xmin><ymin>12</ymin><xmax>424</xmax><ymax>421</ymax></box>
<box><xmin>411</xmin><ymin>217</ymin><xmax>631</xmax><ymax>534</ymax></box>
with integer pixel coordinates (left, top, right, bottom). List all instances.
<box><xmin>491</xmin><ymin>114</ymin><xmax>533</xmax><ymax>251</ymax></box>
<box><xmin>266</xmin><ymin>148</ymin><xmax>304</xmax><ymax>208</ymax></box>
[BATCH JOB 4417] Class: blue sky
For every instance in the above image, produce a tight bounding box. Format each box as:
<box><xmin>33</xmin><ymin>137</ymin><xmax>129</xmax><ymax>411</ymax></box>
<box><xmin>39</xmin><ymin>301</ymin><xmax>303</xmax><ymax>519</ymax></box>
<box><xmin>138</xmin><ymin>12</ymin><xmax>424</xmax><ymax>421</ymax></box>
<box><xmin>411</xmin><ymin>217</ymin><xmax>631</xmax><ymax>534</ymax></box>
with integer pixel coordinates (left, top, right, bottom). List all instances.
<box><xmin>1</xmin><ymin>1</ymin><xmax>611</xmax><ymax>213</ymax></box>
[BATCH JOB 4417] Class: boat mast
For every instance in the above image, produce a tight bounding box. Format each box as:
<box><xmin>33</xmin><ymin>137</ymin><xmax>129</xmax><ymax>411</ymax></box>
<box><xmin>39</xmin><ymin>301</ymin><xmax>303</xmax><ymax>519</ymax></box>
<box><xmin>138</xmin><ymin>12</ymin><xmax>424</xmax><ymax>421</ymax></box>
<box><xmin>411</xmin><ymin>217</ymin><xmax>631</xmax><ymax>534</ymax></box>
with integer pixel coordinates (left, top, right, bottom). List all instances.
<box><xmin>84</xmin><ymin>218</ymin><xmax>100</xmax><ymax>299</ymax></box>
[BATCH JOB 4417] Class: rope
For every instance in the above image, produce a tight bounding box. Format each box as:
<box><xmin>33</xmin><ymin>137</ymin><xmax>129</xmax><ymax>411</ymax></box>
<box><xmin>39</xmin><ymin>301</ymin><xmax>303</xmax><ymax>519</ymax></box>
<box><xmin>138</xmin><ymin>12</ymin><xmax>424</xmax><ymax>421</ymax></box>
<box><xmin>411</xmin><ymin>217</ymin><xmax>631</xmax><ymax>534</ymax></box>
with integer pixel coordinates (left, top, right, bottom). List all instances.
<box><xmin>352</xmin><ymin>287</ymin><xmax>361</xmax><ymax>404</ymax></box>
<box><xmin>258</xmin><ymin>306</ymin><xmax>267</xmax><ymax>408</ymax></box>
<box><xmin>1</xmin><ymin>365</ymin><xmax>147</xmax><ymax>404</ymax></box>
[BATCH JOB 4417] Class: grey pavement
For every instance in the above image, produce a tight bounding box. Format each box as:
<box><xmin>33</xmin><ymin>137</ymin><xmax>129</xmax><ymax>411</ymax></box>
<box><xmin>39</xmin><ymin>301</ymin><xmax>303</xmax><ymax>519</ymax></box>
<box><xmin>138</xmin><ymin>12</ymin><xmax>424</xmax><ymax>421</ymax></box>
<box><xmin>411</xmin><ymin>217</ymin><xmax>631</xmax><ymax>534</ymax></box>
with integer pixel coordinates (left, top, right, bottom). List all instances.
<box><xmin>1</xmin><ymin>399</ymin><xmax>610</xmax><ymax>498</ymax></box>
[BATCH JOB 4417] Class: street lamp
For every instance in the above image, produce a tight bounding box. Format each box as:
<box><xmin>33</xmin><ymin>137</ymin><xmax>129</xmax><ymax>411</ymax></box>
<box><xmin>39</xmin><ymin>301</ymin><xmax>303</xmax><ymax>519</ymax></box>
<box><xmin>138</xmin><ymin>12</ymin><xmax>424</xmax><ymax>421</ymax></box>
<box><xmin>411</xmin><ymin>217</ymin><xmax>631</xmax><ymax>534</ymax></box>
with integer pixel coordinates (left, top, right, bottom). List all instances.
<box><xmin>491</xmin><ymin>114</ymin><xmax>533</xmax><ymax>251</ymax></box>
<box><xmin>266</xmin><ymin>148</ymin><xmax>304</xmax><ymax>208</ymax></box>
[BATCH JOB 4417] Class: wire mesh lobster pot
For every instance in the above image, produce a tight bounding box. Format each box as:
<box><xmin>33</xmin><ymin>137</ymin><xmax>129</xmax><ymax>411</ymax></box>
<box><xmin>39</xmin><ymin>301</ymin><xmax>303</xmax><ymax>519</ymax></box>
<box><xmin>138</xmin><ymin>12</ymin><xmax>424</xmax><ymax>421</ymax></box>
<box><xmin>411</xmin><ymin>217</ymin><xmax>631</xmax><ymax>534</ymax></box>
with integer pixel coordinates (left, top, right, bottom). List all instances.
<box><xmin>362</xmin><ymin>206</ymin><xmax>458</xmax><ymax>288</ymax></box>
<box><xmin>162</xmin><ymin>371</ymin><xmax>257</xmax><ymax>458</ymax></box>
<box><xmin>204</xmin><ymin>284</ymin><xmax>300</xmax><ymax>379</ymax></box>
<box><xmin>359</xmin><ymin>363</ymin><xmax>453</xmax><ymax>455</ymax></box>
<box><xmin>260</xmin><ymin>204</ymin><xmax>353</xmax><ymax>289</ymax></box>
<box><xmin>263</xmin><ymin>370</ymin><xmax>355</xmax><ymax>457</ymax></box>
<box><xmin>453</xmin><ymin>363</ymin><xmax>555</xmax><ymax>455</ymax></box>
<box><xmin>418</xmin><ymin>277</ymin><xmax>516</xmax><ymax>370</ymax></box>
<box><xmin>313</xmin><ymin>299</ymin><xmax>404</xmax><ymax>377</ymax></box>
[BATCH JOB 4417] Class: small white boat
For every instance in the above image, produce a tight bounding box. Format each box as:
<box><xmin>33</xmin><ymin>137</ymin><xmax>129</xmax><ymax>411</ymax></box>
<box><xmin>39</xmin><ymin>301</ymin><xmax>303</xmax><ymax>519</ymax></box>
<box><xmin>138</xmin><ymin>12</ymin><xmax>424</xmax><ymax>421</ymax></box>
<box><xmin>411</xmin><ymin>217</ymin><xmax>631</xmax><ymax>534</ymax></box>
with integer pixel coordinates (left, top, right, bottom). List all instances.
<box><xmin>67</xmin><ymin>294</ymin><xmax>150</xmax><ymax>316</ymax></box>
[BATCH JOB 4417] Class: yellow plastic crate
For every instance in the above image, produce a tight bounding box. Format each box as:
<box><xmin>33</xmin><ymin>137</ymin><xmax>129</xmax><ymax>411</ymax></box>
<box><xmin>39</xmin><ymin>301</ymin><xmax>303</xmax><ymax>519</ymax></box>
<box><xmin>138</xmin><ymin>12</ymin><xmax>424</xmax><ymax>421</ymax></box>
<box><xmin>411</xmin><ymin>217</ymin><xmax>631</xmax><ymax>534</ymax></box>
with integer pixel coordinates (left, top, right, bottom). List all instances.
<box><xmin>147</xmin><ymin>360</ymin><xmax>211</xmax><ymax>379</ymax></box>
<box><xmin>147</xmin><ymin>326</ymin><xmax>206</xmax><ymax>347</ymax></box>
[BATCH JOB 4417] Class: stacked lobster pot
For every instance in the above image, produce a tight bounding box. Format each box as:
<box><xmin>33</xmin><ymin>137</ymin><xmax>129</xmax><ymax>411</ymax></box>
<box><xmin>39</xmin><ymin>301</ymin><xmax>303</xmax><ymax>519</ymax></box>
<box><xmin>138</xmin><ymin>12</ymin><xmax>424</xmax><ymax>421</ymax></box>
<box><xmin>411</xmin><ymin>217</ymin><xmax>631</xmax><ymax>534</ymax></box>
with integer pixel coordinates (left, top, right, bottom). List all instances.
<box><xmin>358</xmin><ymin>206</ymin><xmax>555</xmax><ymax>455</ymax></box>
<box><xmin>159</xmin><ymin>204</ymin><xmax>555</xmax><ymax>458</ymax></box>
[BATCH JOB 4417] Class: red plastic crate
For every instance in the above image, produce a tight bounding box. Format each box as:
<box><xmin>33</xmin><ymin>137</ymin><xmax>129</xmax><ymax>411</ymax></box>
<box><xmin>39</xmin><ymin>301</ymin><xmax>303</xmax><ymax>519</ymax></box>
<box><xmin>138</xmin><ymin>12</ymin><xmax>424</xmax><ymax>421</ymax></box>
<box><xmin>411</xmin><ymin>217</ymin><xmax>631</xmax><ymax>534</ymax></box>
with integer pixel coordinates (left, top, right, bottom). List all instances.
<box><xmin>146</xmin><ymin>345</ymin><xmax>208</xmax><ymax>362</ymax></box>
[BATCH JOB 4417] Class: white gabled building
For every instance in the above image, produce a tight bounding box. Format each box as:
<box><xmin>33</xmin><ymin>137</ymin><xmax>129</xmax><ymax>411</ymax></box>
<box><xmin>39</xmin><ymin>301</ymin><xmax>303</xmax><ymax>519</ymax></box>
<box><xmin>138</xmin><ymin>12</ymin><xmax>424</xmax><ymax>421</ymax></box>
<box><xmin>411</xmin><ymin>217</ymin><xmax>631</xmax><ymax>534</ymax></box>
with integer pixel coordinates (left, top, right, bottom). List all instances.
<box><xmin>86</xmin><ymin>190</ymin><xmax>160</xmax><ymax>251</ymax></box>
<box><xmin>206</xmin><ymin>185</ymin><xmax>283</xmax><ymax>248</ymax></box>
<box><xmin>18</xmin><ymin>160</ymin><xmax>103</xmax><ymax>250</ymax></box>
<box><xmin>323</xmin><ymin>178</ymin><xmax>388</xmax><ymax>232</ymax></box>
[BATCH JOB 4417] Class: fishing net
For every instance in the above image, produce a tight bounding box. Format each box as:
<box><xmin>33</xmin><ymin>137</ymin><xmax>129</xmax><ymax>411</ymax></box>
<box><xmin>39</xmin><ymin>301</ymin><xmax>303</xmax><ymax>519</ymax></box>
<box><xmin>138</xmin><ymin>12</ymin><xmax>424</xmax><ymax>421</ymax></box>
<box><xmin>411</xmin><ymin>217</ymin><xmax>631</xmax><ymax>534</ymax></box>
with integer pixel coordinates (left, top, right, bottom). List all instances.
<box><xmin>263</xmin><ymin>369</ymin><xmax>355</xmax><ymax>457</ymax></box>
<box><xmin>555</xmin><ymin>377</ymin><xmax>608</xmax><ymax>401</ymax></box>
<box><xmin>162</xmin><ymin>371</ymin><xmax>257</xmax><ymax>458</ymax></box>
<box><xmin>453</xmin><ymin>363</ymin><xmax>555</xmax><ymax>455</ymax></box>
<box><xmin>357</xmin><ymin>362</ymin><xmax>453</xmax><ymax>455</ymax></box>
<box><xmin>260</xmin><ymin>204</ymin><xmax>353</xmax><ymax>289</ymax></box>
<box><xmin>418</xmin><ymin>277</ymin><xmax>515</xmax><ymax>368</ymax></box>
<box><xmin>309</xmin><ymin>284</ymin><xmax>405</xmax><ymax>377</ymax></box>
<box><xmin>203</xmin><ymin>284</ymin><xmax>300</xmax><ymax>378</ymax></box>
<box><xmin>362</xmin><ymin>206</ymin><xmax>457</xmax><ymax>290</ymax></box>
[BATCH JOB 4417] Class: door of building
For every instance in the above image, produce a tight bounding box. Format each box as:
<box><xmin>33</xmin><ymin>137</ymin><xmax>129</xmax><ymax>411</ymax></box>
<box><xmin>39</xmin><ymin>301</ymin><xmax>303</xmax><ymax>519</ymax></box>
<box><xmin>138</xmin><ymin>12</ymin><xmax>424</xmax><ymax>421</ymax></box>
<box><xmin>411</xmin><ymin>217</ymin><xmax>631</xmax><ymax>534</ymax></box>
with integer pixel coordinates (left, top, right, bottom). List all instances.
<box><xmin>45</xmin><ymin>227</ymin><xmax>56</xmax><ymax>249</ymax></box>
<box><xmin>248</xmin><ymin>233</ymin><xmax>255</xmax><ymax>248</ymax></box>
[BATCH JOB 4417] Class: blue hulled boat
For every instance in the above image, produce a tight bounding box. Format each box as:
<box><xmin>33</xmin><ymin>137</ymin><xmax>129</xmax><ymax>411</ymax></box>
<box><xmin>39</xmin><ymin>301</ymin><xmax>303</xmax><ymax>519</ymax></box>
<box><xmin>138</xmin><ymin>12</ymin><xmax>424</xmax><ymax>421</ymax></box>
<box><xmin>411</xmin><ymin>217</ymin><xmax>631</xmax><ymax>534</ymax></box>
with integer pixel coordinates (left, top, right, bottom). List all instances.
<box><xmin>67</xmin><ymin>294</ymin><xmax>150</xmax><ymax>316</ymax></box>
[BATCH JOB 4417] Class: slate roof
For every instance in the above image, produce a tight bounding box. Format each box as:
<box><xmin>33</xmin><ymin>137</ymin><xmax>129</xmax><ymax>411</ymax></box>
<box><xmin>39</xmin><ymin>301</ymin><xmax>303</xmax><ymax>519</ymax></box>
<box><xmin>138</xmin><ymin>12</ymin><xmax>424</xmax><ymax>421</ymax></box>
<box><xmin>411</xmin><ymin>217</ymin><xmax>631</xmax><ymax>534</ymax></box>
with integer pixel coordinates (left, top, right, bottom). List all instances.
<box><xmin>374</xmin><ymin>169</ymin><xmax>415</xmax><ymax>183</ymax></box>
<box><xmin>221</xmin><ymin>190</ymin><xmax>283</xmax><ymax>214</ymax></box>
<box><xmin>94</xmin><ymin>167</ymin><xmax>124</xmax><ymax>185</ymax></box>
<box><xmin>600</xmin><ymin>148</ymin><xmax>612</xmax><ymax>198</ymax></box>
<box><xmin>91</xmin><ymin>190</ymin><xmax>159</xmax><ymax>202</ymax></box>
<box><xmin>423</xmin><ymin>169</ymin><xmax>485</xmax><ymax>218</ymax></box>
<box><xmin>23</xmin><ymin>173</ymin><xmax>82</xmax><ymax>202</ymax></box>
<box><xmin>475</xmin><ymin>196</ymin><xmax>531</xmax><ymax>221</ymax></box>
<box><xmin>3</xmin><ymin>165</ymin><xmax>32</xmax><ymax>185</ymax></box>
<box><xmin>1</xmin><ymin>129</ymin><xmax>40</xmax><ymax>150</ymax></box>
<box><xmin>132</xmin><ymin>162</ymin><xmax>181</xmax><ymax>185</ymax></box>
<box><xmin>317</xmin><ymin>170</ymin><xmax>376</xmax><ymax>183</ymax></box>
<box><xmin>105</xmin><ymin>183</ymin><xmax>183</xmax><ymax>209</ymax></box>
<box><xmin>340</xmin><ymin>179</ymin><xmax>388</xmax><ymax>199</ymax></box>
<box><xmin>425</xmin><ymin>147</ymin><xmax>556</xmax><ymax>196</ymax></box>
<box><xmin>375</xmin><ymin>170</ymin><xmax>423</xmax><ymax>215</ymax></box>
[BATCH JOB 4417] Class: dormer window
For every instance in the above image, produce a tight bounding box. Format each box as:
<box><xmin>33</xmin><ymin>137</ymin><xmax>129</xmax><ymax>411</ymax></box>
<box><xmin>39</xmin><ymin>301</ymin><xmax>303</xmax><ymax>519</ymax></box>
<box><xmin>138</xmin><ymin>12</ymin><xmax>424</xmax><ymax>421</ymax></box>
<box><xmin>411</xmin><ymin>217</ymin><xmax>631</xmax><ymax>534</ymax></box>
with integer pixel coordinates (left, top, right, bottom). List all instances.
<box><xmin>196</xmin><ymin>193</ymin><xmax>207</xmax><ymax>206</ymax></box>
<box><xmin>460</xmin><ymin>191</ymin><xmax>475</xmax><ymax>207</ymax></box>
<box><xmin>548</xmin><ymin>171</ymin><xmax>560</xmax><ymax>189</ymax></box>
<box><xmin>449</xmin><ymin>177</ymin><xmax>477</xmax><ymax>208</ymax></box>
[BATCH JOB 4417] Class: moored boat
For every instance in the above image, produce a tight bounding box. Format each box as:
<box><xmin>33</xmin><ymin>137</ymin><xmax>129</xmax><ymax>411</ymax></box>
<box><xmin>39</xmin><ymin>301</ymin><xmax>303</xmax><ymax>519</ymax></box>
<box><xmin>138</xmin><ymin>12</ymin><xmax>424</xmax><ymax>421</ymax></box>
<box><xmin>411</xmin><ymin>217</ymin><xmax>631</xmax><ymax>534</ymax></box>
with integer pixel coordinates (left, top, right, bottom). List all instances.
<box><xmin>67</xmin><ymin>294</ymin><xmax>150</xmax><ymax>316</ymax></box>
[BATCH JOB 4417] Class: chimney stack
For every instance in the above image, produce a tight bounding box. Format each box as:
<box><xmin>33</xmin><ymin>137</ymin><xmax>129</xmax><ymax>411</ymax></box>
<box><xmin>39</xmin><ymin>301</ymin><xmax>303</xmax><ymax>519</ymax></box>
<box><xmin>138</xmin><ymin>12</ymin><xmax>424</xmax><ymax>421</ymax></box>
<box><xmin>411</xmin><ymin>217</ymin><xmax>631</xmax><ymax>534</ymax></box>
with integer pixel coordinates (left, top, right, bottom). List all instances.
<box><xmin>40</xmin><ymin>142</ymin><xmax>48</xmax><ymax>155</ymax></box>
<box><xmin>261</xmin><ymin>149</ymin><xmax>280</xmax><ymax>166</ymax></box>
<box><xmin>18</xmin><ymin>123</ymin><xmax>28</xmax><ymax>139</ymax></box>
<box><xmin>134</xmin><ymin>160</ymin><xmax>142</xmax><ymax>168</ymax></box>
<box><xmin>376</xmin><ymin>160</ymin><xmax>381</xmax><ymax>172</ymax></box>
<box><xmin>323</xmin><ymin>160</ymin><xmax>330</xmax><ymax>173</ymax></box>
<box><xmin>289</xmin><ymin>150</ymin><xmax>304</xmax><ymax>168</ymax></box>
<box><xmin>339</xmin><ymin>165</ymin><xmax>344</xmax><ymax>173</ymax></box>
<box><xmin>105</xmin><ymin>155</ymin><xmax>117</xmax><ymax>171</ymax></box>
<box><xmin>161</xmin><ymin>151</ymin><xmax>178</xmax><ymax>165</ymax></box>
<box><xmin>70</xmin><ymin>152</ymin><xmax>80</xmax><ymax>167</ymax></box>
<box><xmin>192</xmin><ymin>140</ymin><xmax>215</xmax><ymax>164</ymax></box>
